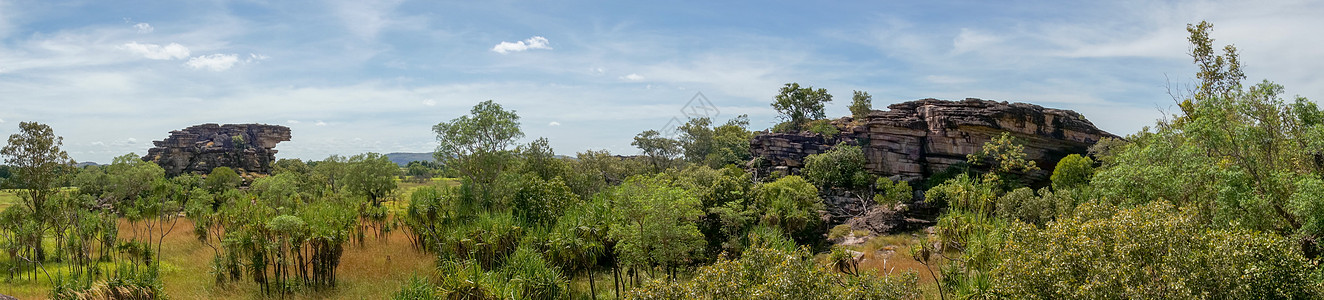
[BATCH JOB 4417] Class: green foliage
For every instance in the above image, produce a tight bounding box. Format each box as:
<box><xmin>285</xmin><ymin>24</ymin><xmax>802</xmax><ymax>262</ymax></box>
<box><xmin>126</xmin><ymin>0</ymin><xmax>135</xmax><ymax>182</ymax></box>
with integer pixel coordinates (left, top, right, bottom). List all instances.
<box><xmin>205</xmin><ymin>166</ymin><xmax>242</xmax><ymax>193</ymax></box>
<box><xmin>604</xmin><ymin>175</ymin><xmax>705</xmax><ymax>273</ymax></box>
<box><xmin>752</xmin><ymin>175</ymin><xmax>824</xmax><ymax>240</ymax></box>
<box><xmin>632</xmin><ymin>129</ymin><xmax>681</xmax><ymax>172</ymax></box>
<box><xmin>805</xmin><ymin>119</ymin><xmax>840</xmax><ymax>139</ymax></box>
<box><xmin>771</xmin><ymin>82</ymin><xmax>833</xmax><ymax>132</ymax></box>
<box><xmin>873</xmin><ymin>178</ymin><xmax>912</xmax><ymax>206</ymax></box>
<box><xmin>513</xmin><ymin>137</ymin><xmax>570</xmax><ymax>182</ymax></box>
<box><xmin>434</xmin><ymin>100</ymin><xmax>524</xmax><ymax>203</ymax></box>
<box><xmin>1049</xmin><ymin>154</ymin><xmax>1094</xmax><ymax>191</ymax></box>
<box><xmin>678</xmin><ymin>115</ymin><xmax>756</xmax><ymax>168</ymax></box>
<box><xmin>994</xmin><ymin>201</ymin><xmax>1319</xmax><ymax>299</ymax></box>
<box><xmin>626</xmin><ymin>244</ymin><xmax>920</xmax><ymax>300</ymax></box>
<box><xmin>508</xmin><ymin>174</ymin><xmax>577</xmax><ymax>228</ymax></box>
<box><xmin>345</xmin><ymin>152</ymin><xmax>399</xmax><ymax>207</ymax></box>
<box><xmin>849</xmin><ymin>90</ymin><xmax>872</xmax><ymax>121</ymax></box>
<box><xmin>966</xmin><ymin>132</ymin><xmax>1039</xmax><ymax>188</ymax></box>
<box><xmin>802</xmin><ymin>143</ymin><xmax>870</xmax><ymax>190</ymax></box>
<box><xmin>391</xmin><ymin>275</ymin><xmax>439</xmax><ymax>300</ymax></box>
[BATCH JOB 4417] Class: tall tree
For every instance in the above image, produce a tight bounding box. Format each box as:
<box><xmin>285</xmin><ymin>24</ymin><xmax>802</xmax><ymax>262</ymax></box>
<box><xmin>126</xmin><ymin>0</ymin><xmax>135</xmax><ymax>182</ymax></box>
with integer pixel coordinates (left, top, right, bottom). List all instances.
<box><xmin>345</xmin><ymin>152</ymin><xmax>399</xmax><ymax>207</ymax></box>
<box><xmin>850</xmin><ymin>90</ymin><xmax>872</xmax><ymax>121</ymax></box>
<box><xmin>632</xmin><ymin>130</ymin><xmax>680</xmax><ymax>172</ymax></box>
<box><xmin>433</xmin><ymin>100</ymin><xmax>524</xmax><ymax>202</ymax></box>
<box><xmin>771</xmin><ymin>83</ymin><xmax>833</xmax><ymax>132</ymax></box>
<box><xmin>1</xmin><ymin>122</ymin><xmax>74</xmax><ymax>261</ymax></box>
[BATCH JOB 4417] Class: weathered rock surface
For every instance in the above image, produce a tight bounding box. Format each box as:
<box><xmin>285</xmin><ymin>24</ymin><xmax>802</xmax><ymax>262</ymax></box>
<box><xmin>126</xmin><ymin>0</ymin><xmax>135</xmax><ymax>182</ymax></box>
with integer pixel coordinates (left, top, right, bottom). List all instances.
<box><xmin>751</xmin><ymin>98</ymin><xmax>1118</xmax><ymax>183</ymax></box>
<box><xmin>143</xmin><ymin>124</ymin><xmax>291</xmax><ymax>176</ymax></box>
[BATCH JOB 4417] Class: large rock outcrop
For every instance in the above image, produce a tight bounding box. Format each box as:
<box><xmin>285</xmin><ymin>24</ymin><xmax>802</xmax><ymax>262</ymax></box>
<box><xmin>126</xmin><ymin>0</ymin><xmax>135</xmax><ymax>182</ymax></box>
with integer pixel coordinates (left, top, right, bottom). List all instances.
<box><xmin>750</xmin><ymin>98</ymin><xmax>1118</xmax><ymax>183</ymax></box>
<box><xmin>143</xmin><ymin>124</ymin><xmax>292</xmax><ymax>176</ymax></box>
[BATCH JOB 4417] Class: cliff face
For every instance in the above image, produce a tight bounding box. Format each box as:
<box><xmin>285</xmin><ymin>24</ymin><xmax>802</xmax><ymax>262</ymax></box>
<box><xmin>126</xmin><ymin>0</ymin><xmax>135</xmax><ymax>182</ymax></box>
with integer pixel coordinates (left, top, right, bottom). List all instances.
<box><xmin>750</xmin><ymin>98</ymin><xmax>1118</xmax><ymax>183</ymax></box>
<box><xmin>143</xmin><ymin>124</ymin><xmax>292</xmax><ymax>176</ymax></box>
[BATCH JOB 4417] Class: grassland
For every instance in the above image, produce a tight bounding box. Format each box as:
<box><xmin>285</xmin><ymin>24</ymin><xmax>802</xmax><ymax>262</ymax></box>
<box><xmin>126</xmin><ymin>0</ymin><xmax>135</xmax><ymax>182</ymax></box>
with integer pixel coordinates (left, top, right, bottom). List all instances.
<box><xmin>0</xmin><ymin>180</ymin><xmax>464</xmax><ymax>299</ymax></box>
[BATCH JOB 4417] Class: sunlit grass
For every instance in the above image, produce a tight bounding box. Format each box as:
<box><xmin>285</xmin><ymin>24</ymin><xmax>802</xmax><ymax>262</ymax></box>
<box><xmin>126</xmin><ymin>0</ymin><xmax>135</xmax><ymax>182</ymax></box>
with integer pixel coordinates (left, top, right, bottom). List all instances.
<box><xmin>0</xmin><ymin>217</ymin><xmax>435</xmax><ymax>299</ymax></box>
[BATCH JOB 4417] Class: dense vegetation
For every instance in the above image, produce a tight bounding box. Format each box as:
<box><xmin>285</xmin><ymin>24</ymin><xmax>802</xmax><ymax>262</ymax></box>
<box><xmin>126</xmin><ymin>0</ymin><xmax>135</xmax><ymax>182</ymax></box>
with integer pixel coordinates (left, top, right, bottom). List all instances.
<box><xmin>1</xmin><ymin>21</ymin><xmax>1321</xmax><ymax>299</ymax></box>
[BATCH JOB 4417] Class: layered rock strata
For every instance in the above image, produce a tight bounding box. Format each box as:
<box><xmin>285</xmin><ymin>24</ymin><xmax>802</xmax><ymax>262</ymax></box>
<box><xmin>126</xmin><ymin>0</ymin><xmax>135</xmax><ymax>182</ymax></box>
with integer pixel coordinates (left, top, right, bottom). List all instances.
<box><xmin>143</xmin><ymin>123</ymin><xmax>292</xmax><ymax>176</ymax></box>
<box><xmin>750</xmin><ymin>98</ymin><xmax>1118</xmax><ymax>183</ymax></box>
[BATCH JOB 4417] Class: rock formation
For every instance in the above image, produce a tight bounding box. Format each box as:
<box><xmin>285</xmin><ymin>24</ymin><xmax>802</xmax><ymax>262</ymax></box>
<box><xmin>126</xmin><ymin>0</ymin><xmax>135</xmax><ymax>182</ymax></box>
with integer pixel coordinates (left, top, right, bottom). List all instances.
<box><xmin>750</xmin><ymin>98</ymin><xmax>1118</xmax><ymax>184</ymax></box>
<box><xmin>143</xmin><ymin>124</ymin><xmax>292</xmax><ymax>176</ymax></box>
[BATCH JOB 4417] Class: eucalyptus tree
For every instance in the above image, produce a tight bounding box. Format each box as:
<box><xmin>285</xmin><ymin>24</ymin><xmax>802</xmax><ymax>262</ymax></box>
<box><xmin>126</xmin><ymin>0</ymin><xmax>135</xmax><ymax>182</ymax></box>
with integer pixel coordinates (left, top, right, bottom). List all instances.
<box><xmin>771</xmin><ymin>83</ymin><xmax>833</xmax><ymax>132</ymax></box>
<box><xmin>0</xmin><ymin>121</ymin><xmax>74</xmax><ymax>262</ymax></box>
<box><xmin>433</xmin><ymin>100</ymin><xmax>524</xmax><ymax>203</ymax></box>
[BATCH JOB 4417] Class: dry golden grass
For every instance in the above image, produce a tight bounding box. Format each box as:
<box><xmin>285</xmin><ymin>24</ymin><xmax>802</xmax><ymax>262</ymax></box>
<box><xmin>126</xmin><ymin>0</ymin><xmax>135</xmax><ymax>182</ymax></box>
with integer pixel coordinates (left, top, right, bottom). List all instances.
<box><xmin>851</xmin><ymin>233</ymin><xmax>950</xmax><ymax>285</ymax></box>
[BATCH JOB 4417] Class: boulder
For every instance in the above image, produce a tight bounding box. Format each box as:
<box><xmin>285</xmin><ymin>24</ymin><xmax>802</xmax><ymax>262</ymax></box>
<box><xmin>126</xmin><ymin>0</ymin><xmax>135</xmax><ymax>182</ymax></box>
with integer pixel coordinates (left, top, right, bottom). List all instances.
<box><xmin>750</xmin><ymin>98</ymin><xmax>1118</xmax><ymax>183</ymax></box>
<box><xmin>143</xmin><ymin>123</ymin><xmax>291</xmax><ymax>176</ymax></box>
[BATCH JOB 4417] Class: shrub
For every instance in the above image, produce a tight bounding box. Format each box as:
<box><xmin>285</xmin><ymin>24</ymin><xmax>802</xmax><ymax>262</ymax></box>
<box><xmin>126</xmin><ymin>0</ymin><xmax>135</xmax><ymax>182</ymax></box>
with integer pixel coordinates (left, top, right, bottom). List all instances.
<box><xmin>626</xmin><ymin>244</ymin><xmax>919</xmax><ymax>300</ymax></box>
<box><xmin>802</xmin><ymin>143</ymin><xmax>870</xmax><ymax>190</ymax></box>
<box><xmin>993</xmin><ymin>201</ymin><xmax>1320</xmax><ymax>299</ymax></box>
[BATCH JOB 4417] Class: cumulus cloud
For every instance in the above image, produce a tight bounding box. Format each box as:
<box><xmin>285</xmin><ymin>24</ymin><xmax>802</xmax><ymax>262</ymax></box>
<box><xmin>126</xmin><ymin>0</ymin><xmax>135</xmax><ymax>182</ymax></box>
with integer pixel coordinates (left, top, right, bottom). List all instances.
<box><xmin>287</xmin><ymin>120</ymin><xmax>300</xmax><ymax>124</ymax></box>
<box><xmin>548</xmin><ymin>121</ymin><xmax>561</xmax><ymax>126</ymax></box>
<box><xmin>0</xmin><ymin>118</ymin><xmax>5</xmax><ymax>123</ymax></box>
<box><xmin>134</xmin><ymin>23</ymin><xmax>153</xmax><ymax>33</ymax></box>
<box><xmin>621</xmin><ymin>73</ymin><xmax>645</xmax><ymax>81</ymax></box>
<box><xmin>121</xmin><ymin>42</ymin><xmax>190</xmax><ymax>60</ymax></box>
<box><xmin>316</xmin><ymin>121</ymin><xmax>327</xmax><ymax>126</ymax></box>
<box><xmin>186</xmin><ymin>54</ymin><xmax>239</xmax><ymax>71</ymax></box>
<box><xmin>423</xmin><ymin>99</ymin><xmax>437</xmax><ymax>106</ymax></box>
<box><xmin>491</xmin><ymin>36</ymin><xmax>551</xmax><ymax>54</ymax></box>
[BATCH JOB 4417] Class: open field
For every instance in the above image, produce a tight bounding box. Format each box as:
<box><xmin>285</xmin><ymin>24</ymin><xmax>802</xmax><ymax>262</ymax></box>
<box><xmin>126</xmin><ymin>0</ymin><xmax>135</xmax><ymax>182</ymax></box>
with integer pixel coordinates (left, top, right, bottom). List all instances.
<box><xmin>0</xmin><ymin>218</ymin><xmax>436</xmax><ymax>300</ymax></box>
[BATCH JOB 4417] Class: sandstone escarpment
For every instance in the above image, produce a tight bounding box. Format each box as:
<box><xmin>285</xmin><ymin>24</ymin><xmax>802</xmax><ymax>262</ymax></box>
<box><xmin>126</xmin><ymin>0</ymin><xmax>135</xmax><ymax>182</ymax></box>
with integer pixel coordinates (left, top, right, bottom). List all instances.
<box><xmin>751</xmin><ymin>98</ymin><xmax>1118</xmax><ymax>183</ymax></box>
<box><xmin>143</xmin><ymin>124</ymin><xmax>292</xmax><ymax>176</ymax></box>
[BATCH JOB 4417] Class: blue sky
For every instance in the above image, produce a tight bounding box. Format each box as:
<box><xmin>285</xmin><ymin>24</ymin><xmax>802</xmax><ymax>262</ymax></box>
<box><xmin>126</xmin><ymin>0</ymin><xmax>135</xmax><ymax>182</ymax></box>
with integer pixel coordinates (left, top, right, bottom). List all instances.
<box><xmin>2</xmin><ymin>0</ymin><xmax>1322</xmax><ymax>163</ymax></box>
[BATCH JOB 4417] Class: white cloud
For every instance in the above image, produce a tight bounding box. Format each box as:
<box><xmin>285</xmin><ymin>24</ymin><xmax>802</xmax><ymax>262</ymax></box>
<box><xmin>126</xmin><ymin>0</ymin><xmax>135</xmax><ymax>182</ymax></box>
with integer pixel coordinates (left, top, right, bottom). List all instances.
<box><xmin>492</xmin><ymin>36</ymin><xmax>552</xmax><ymax>54</ymax></box>
<box><xmin>423</xmin><ymin>99</ymin><xmax>437</xmax><ymax>106</ymax></box>
<box><xmin>90</xmin><ymin>141</ymin><xmax>104</xmax><ymax>146</ymax></box>
<box><xmin>316</xmin><ymin>121</ymin><xmax>328</xmax><ymax>126</ymax></box>
<box><xmin>186</xmin><ymin>54</ymin><xmax>239</xmax><ymax>71</ymax></box>
<box><xmin>0</xmin><ymin>118</ymin><xmax>4</xmax><ymax>123</ymax></box>
<box><xmin>287</xmin><ymin>120</ymin><xmax>300</xmax><ymax>124</ymax></box>
<box><xmin>246</xmin><ymin>53</ymin><xmax>269</xmax><ymax>63</ymax></box>
<box><xmin>134</xmin><ymin>23</ymin><xmax>153</xmax><ymax>33</ymax></box>
<box><xmin>548</xmin><ymin>121</ymin><xmax>561</xmax><ymax>126</ymax></box>
<box><xmin>621</xmin><ymin>73</ymin><xmax>644</xmax><ymax>81</ymax></box>
<box><xmin>121</xmin><ymin>42</ymin><xmax>190</xmax><ymax>60</ymax></box>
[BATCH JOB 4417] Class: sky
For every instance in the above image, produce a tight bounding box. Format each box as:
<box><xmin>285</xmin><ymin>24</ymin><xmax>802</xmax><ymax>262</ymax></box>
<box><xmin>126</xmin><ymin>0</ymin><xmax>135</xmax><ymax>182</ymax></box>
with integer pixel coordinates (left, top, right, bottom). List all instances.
<box><xmin>1</xmin><ymin>0</ymin><xmax>1322</xmax><ymax>164</ymax></box>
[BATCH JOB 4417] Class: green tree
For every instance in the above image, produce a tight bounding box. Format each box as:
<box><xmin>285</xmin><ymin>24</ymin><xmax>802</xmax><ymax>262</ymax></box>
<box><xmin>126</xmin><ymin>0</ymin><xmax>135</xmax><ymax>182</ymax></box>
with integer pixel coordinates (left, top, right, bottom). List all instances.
<box><xmin>1</xmin><ymin>121</ymin><xmax>74</xmax><ymax>262</ymax></box>
<box><xmin>204</xmin><ymin>166</ymin><xmax>242</xmax><ymax>193</ymax></box>
<box><xmin>752</xmin><ymin>175</ymin><xmax>824</xmax><ymax>241</ymax></box>
<box><xmin>966</xmin><ymin>132</ymin><xmax>1039</xmax><ymax>189</ymax></box>
<box><xmin>433</xmin><ymin>100</ymin><xmax>524</xmax><ymax>202</ymax></box>
<box><xmin>345</xmin><ymin>152</ymin><xmax>399</xmax><ymax>207</ymax></box>
<box><xmin>631</xmin><ymin>130</ymin><xmax>680</xmax><ymax>172</ymax></box>
<box><xmin>605</xmin><ymin>175</ymin><xmax>705</xmax><ymax>279</ymax></box>
<box><xmin>771</xmin><ymin>83</ymin><xmax>833</xmax><ymax>132</ymax></box>
<box><xmin>1050</xmin><ymin>154</ymin><xmax>1094</xmax><ymax>192</ymax></box>
<box><xmin>802</xmin><ymin>143</ymin><xmax>871</xmax><ymax>190</ymax></box>
<box><xmin>849</xmin><ymin>90</ymin><xmax>872</xmax><ymax>121</ymax></box>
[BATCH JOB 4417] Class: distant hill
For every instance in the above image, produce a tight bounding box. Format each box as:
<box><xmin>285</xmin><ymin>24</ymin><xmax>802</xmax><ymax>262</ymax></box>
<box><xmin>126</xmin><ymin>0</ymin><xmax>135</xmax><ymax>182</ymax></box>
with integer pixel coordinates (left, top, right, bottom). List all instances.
<box><xmin>385</xmin><ymin>152</ymin><xmax>435</xmax><ymax>166</ymax></box>
<box><xmin>75</xmin><ymin>161</ymin><xmax>100</xmax><ymax>168</ymax></box>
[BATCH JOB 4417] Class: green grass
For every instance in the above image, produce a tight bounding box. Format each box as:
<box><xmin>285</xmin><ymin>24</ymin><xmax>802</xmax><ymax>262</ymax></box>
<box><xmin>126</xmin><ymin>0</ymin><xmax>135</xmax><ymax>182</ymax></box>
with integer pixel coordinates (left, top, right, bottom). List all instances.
<box><xmin>0</xmin><ymin>189</ymin><xmax>19</xmax><ymax>210</ymax></box>
<box><xmin>0</xmin><ymin>218</ymin><xmax>436</xmax><ymax>299</ymax></box>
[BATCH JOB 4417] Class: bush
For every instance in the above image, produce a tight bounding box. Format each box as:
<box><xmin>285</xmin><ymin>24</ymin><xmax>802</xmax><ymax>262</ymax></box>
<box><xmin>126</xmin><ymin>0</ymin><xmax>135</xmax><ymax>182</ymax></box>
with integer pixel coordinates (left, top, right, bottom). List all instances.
<box><xmin>1050</xmin><ymin>154</ymin><xmax>1094</xmax><ymax>191</ymax></box>
<box><xmin>993</xmin><ymin>201</ymin><xmax>1320</xmax><ymax>299</ymax></box>
<box><xmin>802</xmin><ymin>143</ymin><xmax>870</xmax><ymax>190</ymax></box>
<box><xmin>626</xmin><ymin>244</ymin><xmax>919</xmax><ymax>300</ymax></box>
